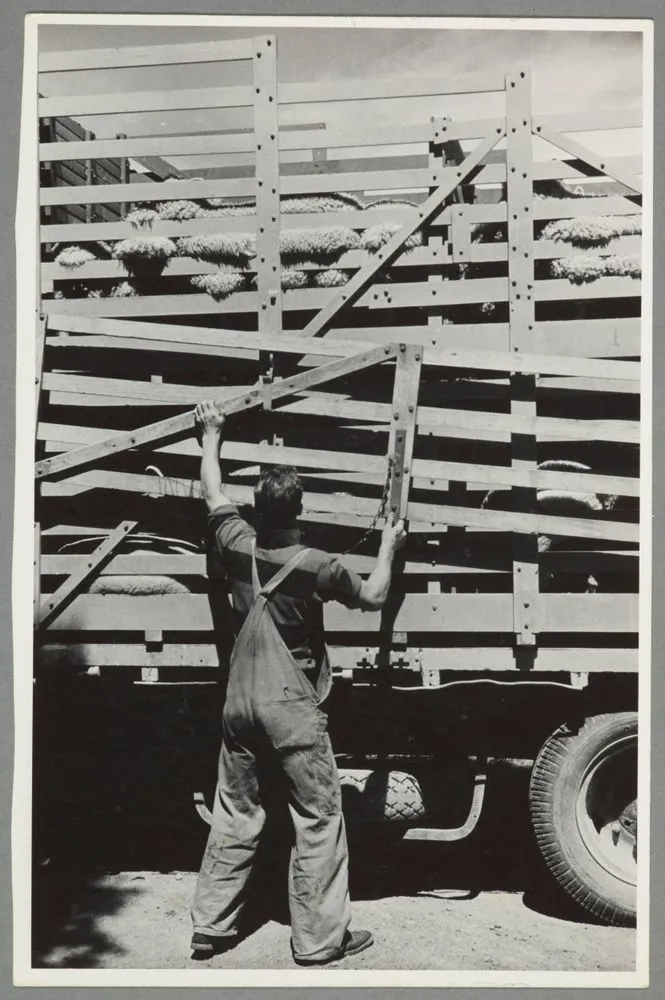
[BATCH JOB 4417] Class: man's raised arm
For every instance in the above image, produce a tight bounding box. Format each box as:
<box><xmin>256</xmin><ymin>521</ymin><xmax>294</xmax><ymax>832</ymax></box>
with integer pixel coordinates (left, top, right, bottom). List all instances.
<box><xmin>356</xmin><ymin>513</ymin><xmax>407</xmax><ymax>611</ymax></box>
<box><xmin>195</xmin><ymin>401</ymin><xmax>234</xmax><ymax>512</ymax></box>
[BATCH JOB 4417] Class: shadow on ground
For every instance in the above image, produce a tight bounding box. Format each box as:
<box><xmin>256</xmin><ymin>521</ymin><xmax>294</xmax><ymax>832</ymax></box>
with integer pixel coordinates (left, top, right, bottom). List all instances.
<box><xmin>31</xmin><ymin>669</ymin><xmax>599</xmax><ymax>966</ymax></box>
<box><xmin>32</xmin><ymin>866</ymin><xmax>141</xmax><ymax>968</ymax></box>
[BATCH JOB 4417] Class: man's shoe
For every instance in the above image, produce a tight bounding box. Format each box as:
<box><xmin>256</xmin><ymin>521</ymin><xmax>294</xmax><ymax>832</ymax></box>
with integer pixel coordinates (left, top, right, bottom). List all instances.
<box><xmin>190</xmin><ymin>931</ymin><xmax>237</xmax><ymax>959</ymax></box>
<box><xmin>293</xmin><ymin>929</ymin><xmax>374</xmax><ymax>966</ymax></box>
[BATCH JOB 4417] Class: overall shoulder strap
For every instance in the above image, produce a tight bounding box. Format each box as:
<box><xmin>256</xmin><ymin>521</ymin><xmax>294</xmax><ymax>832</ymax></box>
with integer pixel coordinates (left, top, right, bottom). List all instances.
<box><xmin>250</xmin><ymin>538</ymin><xmax>261</xmax><ymax>598</ymax></box>
<box><xmin>250</xmin><ymin>539</ymin><xmax>311</xmax><ymax>599</ymax></box>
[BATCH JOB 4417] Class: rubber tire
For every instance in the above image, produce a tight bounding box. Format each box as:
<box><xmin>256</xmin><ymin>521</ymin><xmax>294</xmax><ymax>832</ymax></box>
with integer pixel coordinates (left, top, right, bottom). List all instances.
<box><xmin>529</xmin><ymin>712</ymin><xmax>637</xmax><ymax>927</ymax></box>
<box><xmin>338</xmin><ymin>769</ymin><xmax>426</xmax><ymax>823</ymax></box>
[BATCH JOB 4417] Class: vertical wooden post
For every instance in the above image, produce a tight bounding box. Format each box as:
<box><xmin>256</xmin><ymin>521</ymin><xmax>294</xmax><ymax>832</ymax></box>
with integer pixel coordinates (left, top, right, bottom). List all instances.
<box><xmin>39</xmin><ymin>118</ymin><xmax>54</xmax><ymax>226</ymax></box>
<box><xmin>427</xmin><ymin>119</ymin><xmax>448</xmax><ymax>603</ymax></box>
<box><xmin>253</xmin><ymin>35</ymin><xmax>281</xmax><ymax>337</ymax></box>
<box><xmin>34</xmin><ymin>314</ymin><xmax>47</xmax><ymax>639</ymax></box>
<box><xmin>116</xmin><ymin>132</ymin><xmax>128</xmax><ymax>219</ymax></box>
<box><xmin>84</xmin><ymin>128</ymin><xmax>94</xmax><ymax>224</ymax></box>
<box><xmin>380</xmin><ymin>344</ymin><xmax>421</xmax><ymax>681</ymax></box>
<box><xmin>253</xmin><ymin>35</ymin><xmax>282</xmax><ymax>451</ymax></box>
<box><xmin>33</xmin><ymin>521</ymin><xmax>41</xmax><ymax>634</ymax></box>
<box><xmin>34</xmin><ymin>314</ymin><xmax>46</xmax><ymax>436</ymax></box>
<box><xmin>506</xmin><ymin>69</ymin><xmax>538</xmax><ymax>654</ymax></box>
<box><xmin>387</xmin><ymin>344</ymin><xmax>422</xmax><ymax>521</ymax></box>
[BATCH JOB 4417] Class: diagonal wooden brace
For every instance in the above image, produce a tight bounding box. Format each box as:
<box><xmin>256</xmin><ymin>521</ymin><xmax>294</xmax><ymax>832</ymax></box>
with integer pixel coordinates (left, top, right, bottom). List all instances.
<box><xmin>300</xmin><ymin>126</ymin><xmax>506</xmax><ymax>338</ymax></box>
<box><xmin>533</xmin><ymin>121</ymin><xmax>642</xmax><ymax>195</ymax></box>
<box><xmin>387</xmin><ymin>344</ymin><xmax>423</xmax><ymax>520</ymax></box>
<box><xmin>37</xmin><ymin>519</ymin><xmax>138</xmax><ymax>630</ymax></box>
<box><xmin>35</xmin><ymin>343</ymin><xmax>398</xmax><ymax>481</ymax></box>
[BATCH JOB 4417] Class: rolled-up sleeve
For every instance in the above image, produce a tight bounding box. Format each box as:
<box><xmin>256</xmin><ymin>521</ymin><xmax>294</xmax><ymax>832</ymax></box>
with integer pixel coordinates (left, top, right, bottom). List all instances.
<box><xmin>315</xmin><ymin>555</ymin><xmax>363</xmax><ymax>608</ymax></box>
<box><xmin>207</xmin><ymin>504</ymin><xmax>254</xmax><ymax>558</ymax></box>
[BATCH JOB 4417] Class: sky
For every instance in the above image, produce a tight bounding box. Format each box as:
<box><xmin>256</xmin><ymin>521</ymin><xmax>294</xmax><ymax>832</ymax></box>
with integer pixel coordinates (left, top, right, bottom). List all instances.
<box><xmin>36</xmin><ymin>21</ymin><xmax>645</xmax><ymax>165</ymax></box>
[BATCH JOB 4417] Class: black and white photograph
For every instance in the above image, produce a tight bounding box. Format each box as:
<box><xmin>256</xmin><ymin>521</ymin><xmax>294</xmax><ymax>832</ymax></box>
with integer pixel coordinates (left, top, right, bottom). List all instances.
<box><xmin>13</xmin><ymin>13</ymin><xmax>651</xmax><ymax>987</ymax></box>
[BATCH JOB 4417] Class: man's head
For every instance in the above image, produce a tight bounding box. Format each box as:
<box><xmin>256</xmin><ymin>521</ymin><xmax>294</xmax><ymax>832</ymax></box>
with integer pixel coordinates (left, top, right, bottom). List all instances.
<box><xmin>254</xmin><ymin>466</ymin><xmax>303</xmax><ymax>528</ymax></box>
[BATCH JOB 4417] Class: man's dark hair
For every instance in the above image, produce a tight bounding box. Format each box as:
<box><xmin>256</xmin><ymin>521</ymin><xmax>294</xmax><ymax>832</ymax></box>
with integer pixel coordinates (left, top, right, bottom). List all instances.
<box><xmin>254</xmin><ymin>466</ymin><xmax>303</xmax><ymax>527</ymax></box>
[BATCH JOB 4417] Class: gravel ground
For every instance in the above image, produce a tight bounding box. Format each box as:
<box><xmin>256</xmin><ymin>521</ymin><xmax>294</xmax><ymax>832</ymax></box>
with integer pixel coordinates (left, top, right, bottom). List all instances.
<box><xmin>31</xmin><ymin>733</ymin><xmax>637</xmax><ymax>978</ymax></box>
<box><xmin>33</xmin><ymin>866</ymin><xmax>635</xmax><ymax>973</ymax></box>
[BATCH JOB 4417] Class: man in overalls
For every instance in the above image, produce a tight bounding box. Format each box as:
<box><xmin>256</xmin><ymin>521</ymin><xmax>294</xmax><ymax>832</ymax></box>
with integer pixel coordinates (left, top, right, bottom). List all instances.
<box><xmin>191</xmin><ymin>400</ymin><xmax>406</xmax><ymax>966</ymax></box>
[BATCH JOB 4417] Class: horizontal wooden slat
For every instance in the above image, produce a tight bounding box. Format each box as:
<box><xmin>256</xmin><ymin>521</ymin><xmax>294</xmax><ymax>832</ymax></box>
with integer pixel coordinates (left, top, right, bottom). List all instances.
<box><xmin>419</xmin><ymin>411</ymin><xmax>639</xmax><ymax>444</ymax></box>
<box><xmin>43</xmin><ymin>333</ymin><xmax>640</xmax><ymax>396</ymax></box>
<box><xmin>39</xmin><ymin>420</ymin><xmax>640</xmax><ymax>498</ymax></box>
<box><xmin>378</xmin><ymin>275</ymin><xmax>641</xmax><ymax>309</ymax></box>
<box><xmin>45</xmin><ymin>333</ymin><xmax>259</xmax><ymax>362</ymax></box>
<box><xmin>39</xmin><ymin>135</ymin><xmax>642</xmax><ymax>192</ymax></box>
<box><xmin>42</xmin><ymin>374</ymin><xmax>639</xmax><ymax>444</ymax></box>
<box><xmin>36</xmin><ymin>120</ymin><xmax>478</xmax><ymax>162</ymax></box>
<box><xmin>534</xmin><ymin>108</ymin><xmax>642</xmax><ymax>134</ymax></box>
<box><xmin>42</xmin><ymin>554</ymin><xmax>206</xmax><ymax>575</ymax></box>
<box><xmin>42</xmin><ymin>524</ymin><xmax>118</xmax><ymax>537</ymax></box>
<box><xmin>37</xmin><ymin>642</ymin><xmax>638</xmax><ymax>673</ymax></box>
<box><xmin>450</xmin><ymin>197</ymin><xmax>640</xmax><ymax>224</ymax></box>
<box><xmin>532</xmin><ymin>196</ymin><xmax>641</xmax><ymax>220</ymax></box>
<box><xmin>41</xmin><ymin>434</ymin><xmax>639</xmax><ymax>499</ymax></box>
<box><xmin>40</xmin><ymin>291</ymin><xmax>279</xmax><ymax>318</ymax></box>
<box><xmin>40</xmin><ymin>592</ymin><xmax>637</xmax><ymax>633</ymax></box>
<box><xmin>39</xmin><ymin>84</ymin><xmax>255</xmax><ymax>118</ymax></box>
<box><xmin>409</xmin><ymin>340</ymin><xmax>638</xmax><ymax>381</ymax></box>
<box><xmin>409</xmin><ymin>502</ymin><xmax>638</xmax><ymax>543</ymax></box>
<box><xmin>39</xmin><ymin>642</ymin><xmax>222</xmax><ymax>666</ymax></box>
<box><xmin>39</xmin><ymin>553</ymin><xmax>505</xmax><ymax>578</ymax></box>
<box><xmin>40</xmin><ymin>236</ymin><xmax>643</xmax><ymax>288</ymax></box>
<box><xmin>38</xmin><ymin>152</ymin><xmax>642</xmax><ymax>220</ymax></box>
<box><xmin>38</xmin><ymin>192</ymin><xmax>639</xmax><ymax>245</ymax></box>
<box><xmin>44</xmin><ymin>277</ymin><xmax>641</xmax><ymax>321</ymax></box>
<box><xmin>39</xmin><ymin>166</ymin><xmax>442</xmax><ymax>207</ymax></box>
<box><xmin>43</xmin><ymin>281</ymin><xmax>643</xmax><ymax>322</ymax></box>
<box><xmin>39</xmin><ymin>592</ymin><xmax>503</xmax><ymax>633</ymax></box>
<box><xmin>36</xmin><ymin>107</ymin><xmax>641</xmax><ymax>165</ymax></box>
<box><xmin>42</xmin><ymin>373</ymin><xmax>253</xmax><ymax>404</ymax></box>
<box><xmin>40</xmin><ymin>548</ymin><xmax>637</xmax><ymax>579</ymax></box>
<box><xmin>39</xmin><ymin>72</ymin><xmax>504</xmax><ymax>120</ymax></box>
<box><xmin>40</xmin><ymin>206</ymin><xmax>417</xmax><ymax>243</ymax></box>
<box><xmin>337</xmin><ymin>316</ymin><xmax>641</xmax><ymax>360</ymax></box>
<box><xmin>39</xmin><ymin>468</ymin><xmax>638</xmax><ymax>543</ymax></box>
<box><xmin>39</xmin><ymin>39</ymin><xmax>255</xmax><ymax>73</ymax></box>
<box><xmin>535</xmin><ymin>276</ymin><xmax>641</xmax><ymax>301</ymax></box>
<box><xmin>469</xmin><ymin>236</ymin><xmax>642</xmax><ymax>265</ymax></box>
<box><xmin>39</xmin><ymin>334</ymin><xmax>639</xmax><ymax>400</ymax></box>
<box><xmin>166</xmin><ymin>151</ymin><xmax>645</xmax><ymax>189</ymax></box>
<box><xmin>44</xmin><ymin>314</ymin><xmax>641</xmax><ymax>382</ymax></box>
<box><xmin>43</xmin><ymin>257</ymin><xmax>234</xmax><ymax>283</ymax></box>
<box><xmin>327</xmin><ymin>594</ymin><xmax>638</xmax><ymax>633</ymax></box>
<box><xmin>327</xmin><ymin>645</ymin><xmax>638</xmax><ymax>673</ymax></box>
<box><xmin>41</xmin><ymin>174</ymin><xmax>256</xmax><ymax>206</ymax></box>
<box><xmin>40</xmin><ymin>422</ymin><xmax>387</xmax><ymax>475</ymax></box>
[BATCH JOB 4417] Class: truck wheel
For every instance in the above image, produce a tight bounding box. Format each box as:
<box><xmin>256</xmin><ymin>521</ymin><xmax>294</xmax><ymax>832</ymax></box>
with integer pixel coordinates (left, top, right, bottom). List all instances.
<box><xmin>529</xmin><ymin>712</ymin><xmax>637</xmax><ymax>926</ymax></box>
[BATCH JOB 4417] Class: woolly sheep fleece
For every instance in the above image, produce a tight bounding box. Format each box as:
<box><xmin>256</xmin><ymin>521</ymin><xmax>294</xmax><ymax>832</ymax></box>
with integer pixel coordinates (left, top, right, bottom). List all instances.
<box><xmin>50</xmin><ymin>183</ymin><xmax>642</xmax><ymax>301</ymax></box>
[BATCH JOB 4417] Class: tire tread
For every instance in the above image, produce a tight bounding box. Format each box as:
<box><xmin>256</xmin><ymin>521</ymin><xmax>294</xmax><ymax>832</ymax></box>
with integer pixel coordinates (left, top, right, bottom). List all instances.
<box><xmin>529</xmin><ymin>712</ymin><xmax>637</xmax><ymax>928</ymax></box>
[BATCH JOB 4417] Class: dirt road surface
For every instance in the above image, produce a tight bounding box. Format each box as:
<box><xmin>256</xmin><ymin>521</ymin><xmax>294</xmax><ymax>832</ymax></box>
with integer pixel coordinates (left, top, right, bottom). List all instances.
<box><xmin>31</xmin><ymin>725</ymin><xmax>637</xmax><ymax>976</ymax></box>
<box><xmin>33</xmin><ymin>852</ymin><xmax>635</xmax><ymax>973</ymax></box>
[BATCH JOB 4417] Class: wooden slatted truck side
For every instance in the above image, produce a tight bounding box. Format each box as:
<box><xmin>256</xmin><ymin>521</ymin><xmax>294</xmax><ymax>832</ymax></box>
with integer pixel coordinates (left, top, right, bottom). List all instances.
<box><xmin>34</xmin><ymin>36</ymin><xmax>642</xmax><ymax>926</ymax></box>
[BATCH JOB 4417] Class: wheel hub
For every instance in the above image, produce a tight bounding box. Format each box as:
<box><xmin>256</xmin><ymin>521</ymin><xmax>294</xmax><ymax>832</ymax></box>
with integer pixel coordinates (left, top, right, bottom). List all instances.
<box><xmin>575</xmin><ymin>735</ymin><xmax>637</xmax><ymax>887</ymax></box>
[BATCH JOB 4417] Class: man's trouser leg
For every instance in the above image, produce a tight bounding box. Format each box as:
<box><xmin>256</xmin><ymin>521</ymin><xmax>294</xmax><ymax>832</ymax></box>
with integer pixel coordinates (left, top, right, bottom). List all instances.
<box><xmin>191</xmin><ymin>738</ymin><xmax>265</xmax><ymax>937</ymax></box>
<box><xmin>283</xmin><ymin>733</ymin><xmax>351</xmax><ymax>962</ymax></box>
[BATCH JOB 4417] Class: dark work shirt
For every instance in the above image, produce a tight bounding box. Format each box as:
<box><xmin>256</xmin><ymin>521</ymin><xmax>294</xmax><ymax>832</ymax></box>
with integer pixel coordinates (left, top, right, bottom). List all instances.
<box><xmin>208</xmin><ymin>504</ymin><xmax>363</xmax><ymax>693</ymax></box>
